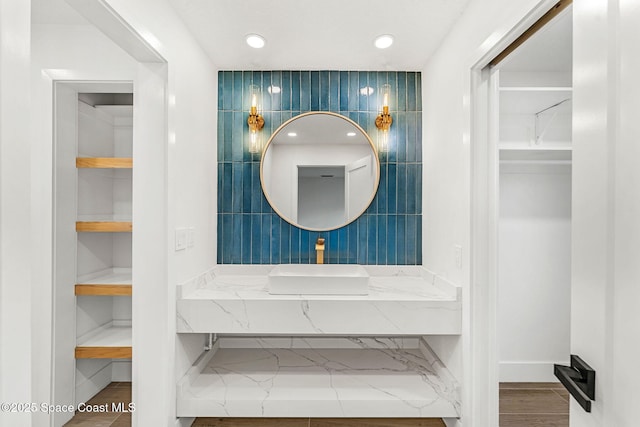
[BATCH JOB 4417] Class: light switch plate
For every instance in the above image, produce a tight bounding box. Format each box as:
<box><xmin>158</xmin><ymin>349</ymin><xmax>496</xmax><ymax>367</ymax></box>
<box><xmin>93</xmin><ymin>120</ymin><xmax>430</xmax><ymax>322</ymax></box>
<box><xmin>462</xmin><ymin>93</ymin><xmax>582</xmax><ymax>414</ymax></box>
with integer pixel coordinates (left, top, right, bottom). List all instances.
<box><xmin>175</xmin><ymin>228</ymin><xmax>187</xmax><ymax>251</ymax></box>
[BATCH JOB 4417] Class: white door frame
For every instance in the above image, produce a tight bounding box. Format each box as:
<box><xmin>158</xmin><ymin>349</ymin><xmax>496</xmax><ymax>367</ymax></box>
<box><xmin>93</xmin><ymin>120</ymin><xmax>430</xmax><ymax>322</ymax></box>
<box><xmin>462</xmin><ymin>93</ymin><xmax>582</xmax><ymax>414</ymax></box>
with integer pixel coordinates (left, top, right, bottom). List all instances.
<box><xmin>467</xmin><ymin>0</ymin><xmax>560</xmax><ymax>425</ymax></box>
<box><xmin>44</xmin><ymin>2</ymin><xmax>171</xmax><ymax>426</ymax></box>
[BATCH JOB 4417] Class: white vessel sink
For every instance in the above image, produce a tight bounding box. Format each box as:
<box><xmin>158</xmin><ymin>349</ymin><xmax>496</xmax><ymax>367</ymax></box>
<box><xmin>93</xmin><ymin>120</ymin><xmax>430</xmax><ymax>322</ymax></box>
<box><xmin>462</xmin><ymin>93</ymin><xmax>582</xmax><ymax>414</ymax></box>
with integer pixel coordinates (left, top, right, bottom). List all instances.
<box><xmin>268</xmin><ymin>264</ymin><xmax>369</xmax><ymax>295</ymax></box>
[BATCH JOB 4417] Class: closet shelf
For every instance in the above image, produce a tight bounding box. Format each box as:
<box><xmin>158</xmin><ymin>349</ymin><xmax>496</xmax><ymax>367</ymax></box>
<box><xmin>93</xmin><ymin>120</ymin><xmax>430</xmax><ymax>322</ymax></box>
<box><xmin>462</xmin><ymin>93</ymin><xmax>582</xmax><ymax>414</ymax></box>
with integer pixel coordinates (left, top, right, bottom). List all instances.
<box><xmin>79</xmin><ymin>269</ymin><xmax>131</xmax><ymax>283</ymax></box>
<box><xmin>499</xmin><ymin>147</ymin><xmax>572</xmax><ymax>162</ymax></box>
<box><xmin>77</xmin><ymin>214</ymin><xmax>131</xmax><ymax>221</ymax></box>
<box><xmin>75</xmin><ymin>285</ymin><xmax>132</xmax><ymax>296</ymax></box>
<box><xmin>94</xmin><ymin>105</ymin><xmax>133</xmax><ymax>118</ymax></box>
<box><xmin>76</xmin><ymin>157</ymin><xmax>132</xmax><ymax>168</ymax></box>
<box><xmin>75</xmin><ymin>325</ymin><xmax>132</xmax><ymax>359</ymax></box>
<box><xmin>499</xmin><ymin>86</ymin><xmax>572</xmax><ymax>92</ymax></box>
<box><xmin>75</xmin><ymin>269</ymin><xmax>132</xmax><ymax>295</ymax></box>
<box><xmin>76</xmin><ymin>221</ymin><xmax>132</xmax><ymax>232</ymax></box>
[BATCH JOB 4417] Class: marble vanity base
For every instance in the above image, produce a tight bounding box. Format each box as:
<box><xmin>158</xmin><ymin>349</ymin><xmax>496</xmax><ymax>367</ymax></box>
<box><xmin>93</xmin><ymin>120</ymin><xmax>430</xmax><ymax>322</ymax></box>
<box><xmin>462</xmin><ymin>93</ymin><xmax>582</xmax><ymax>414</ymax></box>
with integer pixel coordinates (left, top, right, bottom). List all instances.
<box><xmin>177</xmin><ymin>337</ymin><xmax>459</xmax><ymax>419</ymax></box>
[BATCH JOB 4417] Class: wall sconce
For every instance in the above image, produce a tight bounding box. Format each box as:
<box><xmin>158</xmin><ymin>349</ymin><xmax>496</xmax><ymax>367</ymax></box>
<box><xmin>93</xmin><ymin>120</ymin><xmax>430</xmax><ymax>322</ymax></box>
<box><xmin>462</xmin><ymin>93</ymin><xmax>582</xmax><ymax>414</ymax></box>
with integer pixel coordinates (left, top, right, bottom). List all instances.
<box><xmin>375</xmin><ymin>83</ymin><xmax>393</xmax><ymax>152</ymax></box>
<box><xmin>247</xmin><ymin>84</ymin><xmax>265</xmax><ymax>153</ymax></box>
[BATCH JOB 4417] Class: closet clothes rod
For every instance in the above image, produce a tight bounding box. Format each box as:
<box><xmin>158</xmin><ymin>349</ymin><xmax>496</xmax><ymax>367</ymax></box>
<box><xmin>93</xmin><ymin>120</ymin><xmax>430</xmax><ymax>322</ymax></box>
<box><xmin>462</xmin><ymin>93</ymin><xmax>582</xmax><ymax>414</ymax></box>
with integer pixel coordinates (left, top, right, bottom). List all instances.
<box><xmin>534</xmin><ymin>98</ymin><xmax>571</xmax><ymax>145</ymax></box>
<box><xmin>77</xmin><ymin>99</ymin><xmax>133</xmax><ymax>108</ymax></box>
<box><xmin>535</xmin><ymin>98</ymin><xmax>571</xmax><ymax>116</ymax></box>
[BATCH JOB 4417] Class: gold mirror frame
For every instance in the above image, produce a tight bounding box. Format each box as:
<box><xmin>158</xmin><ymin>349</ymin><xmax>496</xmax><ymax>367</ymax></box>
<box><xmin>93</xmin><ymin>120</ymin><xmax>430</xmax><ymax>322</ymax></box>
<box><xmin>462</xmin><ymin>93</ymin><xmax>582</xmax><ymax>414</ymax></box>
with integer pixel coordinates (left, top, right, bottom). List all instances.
<box><xmin>260</xmin><ymin>111</ymin><xmax>381</xmax><ymax>232</ymax></box>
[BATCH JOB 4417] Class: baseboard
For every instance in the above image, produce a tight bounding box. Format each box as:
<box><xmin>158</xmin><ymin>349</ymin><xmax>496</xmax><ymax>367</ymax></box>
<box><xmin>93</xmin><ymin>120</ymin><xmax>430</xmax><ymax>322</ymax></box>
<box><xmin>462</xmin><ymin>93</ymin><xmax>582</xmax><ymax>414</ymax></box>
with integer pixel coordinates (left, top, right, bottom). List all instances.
<box><xmin>499</xmin><ymin>361</ymin><xmax>561</xmax><ymax>382</ymax></box>
<box><xmin>176</xmin><ymin>417</ymin><xmax>195</xmax><ymax>427</ymax></box>
<box><xmin>443</xmin><ymin>418</ymin><xmax>462</xmax><ymax>427</ymax></box>
<box><xmin>75</xmin><ymin>360</ymin><xmax>112</xmax><ymax>405</ymax></box>
<box><xmin>111</xmin><ymin>360</ymin><xmax>132</xmax><ymax>381</ymax></box>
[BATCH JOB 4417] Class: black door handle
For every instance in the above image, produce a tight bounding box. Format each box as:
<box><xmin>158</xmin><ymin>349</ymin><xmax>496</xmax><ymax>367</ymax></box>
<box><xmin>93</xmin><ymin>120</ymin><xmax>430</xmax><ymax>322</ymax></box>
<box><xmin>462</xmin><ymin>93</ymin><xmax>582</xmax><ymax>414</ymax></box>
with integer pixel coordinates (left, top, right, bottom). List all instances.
<box><xmin>554</xmin><ymin>354</ymin><xmax>595</xmax><ymax>412</ymax></box>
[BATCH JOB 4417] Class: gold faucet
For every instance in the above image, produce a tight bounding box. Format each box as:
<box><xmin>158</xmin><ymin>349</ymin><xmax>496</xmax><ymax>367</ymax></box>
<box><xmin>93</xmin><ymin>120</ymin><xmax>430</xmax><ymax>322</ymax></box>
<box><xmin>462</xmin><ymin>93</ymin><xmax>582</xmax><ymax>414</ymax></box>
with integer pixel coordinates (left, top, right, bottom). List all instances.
<box><xmin>315</xmin><ymin>237</ymin><xmax>325</xmax><ymax>264</ymax></box>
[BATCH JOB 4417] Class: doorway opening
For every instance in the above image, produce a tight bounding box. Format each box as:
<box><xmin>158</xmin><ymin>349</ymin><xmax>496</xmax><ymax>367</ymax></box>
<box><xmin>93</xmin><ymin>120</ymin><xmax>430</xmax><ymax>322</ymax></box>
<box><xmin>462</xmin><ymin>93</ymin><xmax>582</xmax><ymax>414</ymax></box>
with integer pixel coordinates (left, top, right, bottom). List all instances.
<box><xmin>491</xmin><ymin>3</ymin><xmax>572</xmax><ymax>426</ymax></box>
<box><xmin>468</xmin><ymin>0</ymin><xmax>573</xmax><ymax>425</ymax></box>
<box><xmin>53</xmin><ymin>81</ymin><xmax>134</xmax><ymax>427</ymax></box>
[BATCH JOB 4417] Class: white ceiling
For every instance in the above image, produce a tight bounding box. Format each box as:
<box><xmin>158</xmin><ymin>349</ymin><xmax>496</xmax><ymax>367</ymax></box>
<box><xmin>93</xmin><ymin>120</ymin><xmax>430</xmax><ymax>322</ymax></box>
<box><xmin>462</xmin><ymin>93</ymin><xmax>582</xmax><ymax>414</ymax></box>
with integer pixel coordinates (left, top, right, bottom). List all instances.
<box><xmin>31</xmin><ymin>0</ymin><xmax>572</xmax><ymax>73</ymax></box>
<box><xmin>499</xmin><ymin>7</ymin><xmax>572</xmax><ymax>72</ymax></box>
<box><xmin>167</xmin><ymin>0</ymin><xmax>470</xmax><ymax>70</ymax></box>
<box><xmin>32</xmin><ymin>0</ymin><xmax>469</xmax><ymax>70</ymax></box>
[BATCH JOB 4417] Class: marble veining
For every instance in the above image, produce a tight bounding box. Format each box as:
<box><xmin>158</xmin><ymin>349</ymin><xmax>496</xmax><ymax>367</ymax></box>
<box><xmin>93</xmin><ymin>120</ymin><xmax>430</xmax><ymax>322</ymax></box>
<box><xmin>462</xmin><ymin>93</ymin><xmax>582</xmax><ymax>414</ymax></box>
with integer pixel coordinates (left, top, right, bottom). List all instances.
<box><xmin>177</xmin><ymin>265</ymin><xmax>461</xmax><ymax>335</ymax></box>
<box><xmin>177</xmin><ymin>337</ymin><xmax>459</xmax><ymax>418</ymax></box>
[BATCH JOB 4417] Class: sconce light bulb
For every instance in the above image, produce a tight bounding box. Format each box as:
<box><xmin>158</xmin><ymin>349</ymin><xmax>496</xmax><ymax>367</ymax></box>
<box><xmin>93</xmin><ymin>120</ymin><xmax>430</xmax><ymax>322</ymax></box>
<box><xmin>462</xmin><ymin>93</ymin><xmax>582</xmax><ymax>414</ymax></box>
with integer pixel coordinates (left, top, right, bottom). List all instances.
<box><xmin>249</xmin><ymin>130</ymin><xmax>260</xmax><ymax>154</ymax></box>
<box><xmin>379</xmin><ymin>130</ymin><xmax>390</xmax><ymax>153</ymax></box>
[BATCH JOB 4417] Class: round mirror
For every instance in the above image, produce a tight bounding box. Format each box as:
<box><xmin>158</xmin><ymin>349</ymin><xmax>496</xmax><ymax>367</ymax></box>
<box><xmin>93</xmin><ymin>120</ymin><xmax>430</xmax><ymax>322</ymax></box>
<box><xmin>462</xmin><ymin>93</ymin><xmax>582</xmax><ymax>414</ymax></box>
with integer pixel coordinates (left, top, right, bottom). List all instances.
<box><xmin>260</xmin><ymin>112</ymin><xmax>380</xmax><ymax>231</ymax></box>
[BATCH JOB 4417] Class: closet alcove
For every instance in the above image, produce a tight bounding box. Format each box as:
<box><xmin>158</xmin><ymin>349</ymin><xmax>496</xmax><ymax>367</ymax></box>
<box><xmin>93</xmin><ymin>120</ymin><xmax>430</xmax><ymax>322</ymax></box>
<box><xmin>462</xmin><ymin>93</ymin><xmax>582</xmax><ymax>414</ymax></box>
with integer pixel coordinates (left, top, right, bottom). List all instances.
<box><xmin>53</xmin><ymin>83</ymin><xmax>134</xmax><ymax>426</ymax></box>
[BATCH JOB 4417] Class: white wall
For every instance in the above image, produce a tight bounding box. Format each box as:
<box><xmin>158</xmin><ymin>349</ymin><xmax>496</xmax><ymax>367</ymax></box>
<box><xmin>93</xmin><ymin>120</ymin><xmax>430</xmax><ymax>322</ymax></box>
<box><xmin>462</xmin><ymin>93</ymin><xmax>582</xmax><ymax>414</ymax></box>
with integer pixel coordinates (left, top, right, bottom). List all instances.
<box><xmin>421</xmin><ymin>0</ymin><xmax>559</xmax><ymax>425</ymax></box>
<box><xmin>100</xmin><ymin>0</ymin><xmax>218</xmax><ymax>281</ymax></box>
<box><xmin>498</xmin><ymin>164</ymin><xmax>571</xmax><ymax>381</ymax></box>
<box><xmin>0</xmin><ymin>1</ymin><xmax>32</xmax><ymax>426</ymax></box>
<box><xmin>93</xmin><ymin>1</ymin><xmax>218</xmax><ymax>425</ymax></box>
<box><xmin>423</xmin><ymin>0</ymin><xmax>557</xmax><ymax>313</ymax></box>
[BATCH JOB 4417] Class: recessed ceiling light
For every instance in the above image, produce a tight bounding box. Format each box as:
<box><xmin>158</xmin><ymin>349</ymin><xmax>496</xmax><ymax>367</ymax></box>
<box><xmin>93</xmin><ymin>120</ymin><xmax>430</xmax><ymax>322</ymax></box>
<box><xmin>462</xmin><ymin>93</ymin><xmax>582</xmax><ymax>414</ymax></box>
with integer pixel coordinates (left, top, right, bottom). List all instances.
<box><xmin>374</xmin><ymin>34</ymin><xmax>394</xmax><ymax>49</ymax></box>
<box><xmin>359</xmin><ymin>86</ymin><xmax>374</xmax><ymax>96</ymax></box>
<box><xmin>246</xmin><ymin>34</ymin><xmax>266</xmax><ymax>49</ymax></box>
<box><xmin>347</xmin><ymin>132</ymin><xmax>356</xmax><ymax>137</ymax></box>
<box><xmin>287</xmin><ymin>132</ymin><xmax>297</xmax><ymax>137</ymax></box>
<box><xmin>268</xmin><ymin>85</ymin><xmax>281</xmax><ymax>94</ymax></box>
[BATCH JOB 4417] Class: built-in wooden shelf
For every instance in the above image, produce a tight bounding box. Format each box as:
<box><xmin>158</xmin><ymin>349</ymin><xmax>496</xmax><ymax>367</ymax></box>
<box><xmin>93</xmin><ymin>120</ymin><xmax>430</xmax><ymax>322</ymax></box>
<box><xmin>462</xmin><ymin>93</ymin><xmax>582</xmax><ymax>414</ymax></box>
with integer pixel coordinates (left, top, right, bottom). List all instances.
<box><xmin>76</xmin><ymin>157</ymin><xmax>132</xmax><ymax>168</ymax></box>
<box><xmin>75</xmin><ymin>325</ymin><xmax>132</xmax><ymax>359</ymax></box>
<box><xmin>76</xmin><ymin>268</ymin><xmax>131</xmax><ymax>299</ymax></box>
<box><xmin>75</xmin><ymin>284</ymin><xmax>132</xmax><ymax>296</ymax></box>
<box><xmin>75</xmin><ymin>346</ymin><xmax>132</xmax><ymax>359</ymax></box>
<box><xmin>76</xmin><ymin>221</ymin><xmax>132</xmax><ymax>232</ymax></box>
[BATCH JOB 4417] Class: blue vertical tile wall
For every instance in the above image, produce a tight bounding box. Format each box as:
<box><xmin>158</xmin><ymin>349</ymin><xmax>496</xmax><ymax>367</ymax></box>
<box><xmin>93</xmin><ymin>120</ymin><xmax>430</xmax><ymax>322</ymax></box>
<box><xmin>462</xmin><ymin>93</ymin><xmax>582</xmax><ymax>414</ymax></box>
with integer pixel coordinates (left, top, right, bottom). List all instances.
<box><xmin>218</xmin><ymin>71</ymin><xmax>422</xmax><ymax>265</ymax></box>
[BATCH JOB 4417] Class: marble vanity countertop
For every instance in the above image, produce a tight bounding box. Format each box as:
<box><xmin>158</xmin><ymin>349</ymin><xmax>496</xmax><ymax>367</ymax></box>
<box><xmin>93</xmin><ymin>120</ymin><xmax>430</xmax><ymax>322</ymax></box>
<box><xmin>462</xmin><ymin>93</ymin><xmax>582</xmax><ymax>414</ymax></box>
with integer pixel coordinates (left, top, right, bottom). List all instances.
<box><xmin>177</xmin><ymin>265</ymin><xmax>461</xmax><ymax>335</ymax></box>
<box><xmin>178</xmin><ymin>265</ymin><xmax>459</xmax><ymax>300</ymax></box>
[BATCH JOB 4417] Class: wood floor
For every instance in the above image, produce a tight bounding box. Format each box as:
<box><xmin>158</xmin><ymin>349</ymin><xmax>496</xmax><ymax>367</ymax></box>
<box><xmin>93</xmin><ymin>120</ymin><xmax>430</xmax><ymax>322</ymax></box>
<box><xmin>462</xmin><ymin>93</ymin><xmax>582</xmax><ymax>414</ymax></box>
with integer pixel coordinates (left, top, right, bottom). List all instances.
<box><xmin>192</xmin><ymin>419</ymin><xmax>445</xmax><ymax>426</ymax></box>
<box><xmin>63</xmin><ymin>382</ymin><xmax>131</xmax><ymax>426</ymax></box>
<box><xmin>499</xmin><ymin>382</ymin><xmax>569</xmax><ymax>427</ymax></box>
<box><xmin>64</xmin><ymin>382</ymin><xmax>569</xmax><ymax>426</ymax></box>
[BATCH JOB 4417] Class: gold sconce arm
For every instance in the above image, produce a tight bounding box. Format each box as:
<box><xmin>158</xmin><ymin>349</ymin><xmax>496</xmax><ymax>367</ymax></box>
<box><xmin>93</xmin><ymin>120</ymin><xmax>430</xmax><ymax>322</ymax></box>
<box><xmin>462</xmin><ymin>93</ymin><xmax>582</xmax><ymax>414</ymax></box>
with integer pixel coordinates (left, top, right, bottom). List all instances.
<box><xmin>247</xmin><ymin>105</ymin><xmax>265</xmax><ymax>132</ymax></box>
<box><xmin>375</xmin><ymin>106</ymin><xmax>393</xmax><ymax>132</ymax></box>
